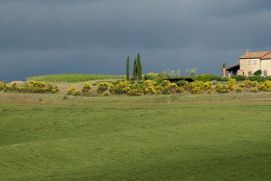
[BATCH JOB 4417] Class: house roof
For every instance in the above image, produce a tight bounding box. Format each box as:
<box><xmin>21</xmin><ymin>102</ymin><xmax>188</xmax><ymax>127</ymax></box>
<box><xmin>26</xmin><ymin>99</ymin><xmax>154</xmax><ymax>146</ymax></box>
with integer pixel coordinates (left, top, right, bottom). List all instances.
<box><xmin>240</xmin><ymin>51</ymin><xmax>271</xmax><ymax>59</ymax></box>
<box><xmin>261</xmin><ymin>52</ymin><xmax>271</xmax><ymax>60</ymax></box>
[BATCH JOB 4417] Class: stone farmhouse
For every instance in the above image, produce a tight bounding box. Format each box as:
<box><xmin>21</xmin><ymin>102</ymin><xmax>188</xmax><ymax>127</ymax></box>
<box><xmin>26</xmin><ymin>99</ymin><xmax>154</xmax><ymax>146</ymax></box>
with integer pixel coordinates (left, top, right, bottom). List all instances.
<box><xmin>224</xmin><ymin>50</ymin><xmax>271</xmax><ymax>77</ymax></box>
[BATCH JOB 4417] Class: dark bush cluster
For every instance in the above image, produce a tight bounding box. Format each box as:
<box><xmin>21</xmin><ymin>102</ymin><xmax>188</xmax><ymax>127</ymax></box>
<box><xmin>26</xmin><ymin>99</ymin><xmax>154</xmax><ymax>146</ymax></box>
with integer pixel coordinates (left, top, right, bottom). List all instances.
<box><xmin>231</xmin><ymin>75</ymin><xmax>271</xmax><ymax>82</ymax></box>
<box><xmin>194</xmin><ymin>74</ymin><xmax>229</xmax><ymax>82</ymax></box>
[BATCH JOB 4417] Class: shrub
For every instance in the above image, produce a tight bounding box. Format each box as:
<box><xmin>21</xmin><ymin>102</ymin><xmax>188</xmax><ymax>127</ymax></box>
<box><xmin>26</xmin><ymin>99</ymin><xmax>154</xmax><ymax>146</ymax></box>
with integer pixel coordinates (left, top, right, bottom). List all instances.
<box><xmin>194</xmin><ymin>74</ymin><xmax>224</xmax><ymax>82</ymax></box>
<box><xmin>234</xmin><ymin>87</ymin><xmax>243</xmax><ymax>93</ymax></box>
<box><xmin>253</xmin><ymin>70</ymin><xmax>262</xmax><ymax>76</ymax></box>
<box><xmin>176</xmin><ymin>80</ymin><xmax>187</xmax><ymax>87</ymax></box>
<box><xmin>68</xmin><ymin>79</ymin><xmax>271</xmax><ymax>96</ymax></box>
<box><xmin>0</xmin><ymin>81</ymin><xmax>6</xmax><ymax>91</ymax></box>
<box><xmin>82</xmin><ymin>83</ymin><xmax>92</xmax><ymax>93</ymax></box>
<box><xmin>97</xmin><ymin>82</ymin><xmax>112</xmax><ymax>93</ymax></box>
<box><xmin>110</xmin><ymin>81</ymin><xmax>130</xmax><ymax>94</ymax></box>
<box><xmin>250</xmin><ymin>87</ymin><xmax>258</xmax><ymax>93</ymax></box>
<box><xmin>204</xmin><ymin>81</ymin><xmax>213</xmax><ymax>91</ymax></box>
<box><xmin>240</xmin><ymin>80</ymin><xmax>258</xmax><ymax>88</ymax></box>
<box><xmin>144</xmin><ymin>86</ymin><xmax>160</xmax><ymax>95</ymax></box>
<box><xmin>51</xmin><ymin>86</ymin><xmax>59</xmax><ymax>94</ymax></box>
<box><xmin>227</xmin><ymin>78</ymin><xmax>237</xmax><ymax>91</ymax></box>
<box><xmin>128</xmin><ymin>88</ymin><xmax>143</xmax><ymax>96</ymax></box>
<box><xmin>258</xmin><ymin>81</ymin><xmax>271</xmax><ymax>92</ymax></box>
<box><xmin>185</xmin><ymin>81</ymin><xmax>212</xmax><ymax>94</ymax></box>
<box><xmin>221</xmin><ymin>77</ymin><xmax>230</xmax><ymax>82</ymax></box>
<box><xmin>229</xmin><ymin>75</ymin><xmax>271</xmax><ymax>82</ymax></box>
<box><xmin>67</xmin><ymin>87</ymin><xmax>76</xmax><ymax>95</ymax></box>
<box><xmin>215</xmin><ymin>83</ymin><xmax>230</xmax><ymax>93</ymax></box>
<box><xmin>160</xmin><ymin>80</ymin><xmax>171</xmax><ymax>87</ymax></box>
<box><xmin>248</xmin><ymin>76</ymin><xmax>266</xmax><ymax>82</ymax></box>
<box><xmin>143</xmin><ymin>80</ymin><xmax>161</xmax><ymax>95</ymax></box>
<box><xmin>177</xmin><ymin>87</ymin><xmax>185</xmax><ymax>94</ymax></box>
<box><xmin>191</xmin><ymin>81</ymin><xmax>204</xmax><ymax>94</ymax></box>
<box><xmin>127</xmin><ymin>83</ymin><xmax>144</xmax><ymax>96</ymax></box>
<box><xmin>231</xmin><ymin>75</ymin><xmax>247</xmax><ymax>81</ymax></box>
<box><xmin>3</xmin><ymin>81</ymin><xmax>58</xmax><ymax>94</ymax></box>
<box><xmin>161</xmin><ymin>82</ymin><xmax>179</xmax><ymax>94</ymax></box>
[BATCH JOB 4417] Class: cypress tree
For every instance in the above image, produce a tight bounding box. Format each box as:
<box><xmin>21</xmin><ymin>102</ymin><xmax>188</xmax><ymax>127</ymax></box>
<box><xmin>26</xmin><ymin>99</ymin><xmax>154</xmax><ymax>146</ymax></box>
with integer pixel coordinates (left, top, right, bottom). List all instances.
<box><xmin>136</xmin><ymin>53</ymin><xmax>142</xmax><ymax>80</ymax></box>
<box><xmin>133</xmin><ymin>59</ymin><xmax>138</xmax><ymax>81</ymax></box>
<box><xmin>126</xmin><ymin>56</ymin><xmax>130</xmax><ymax>81</ymax></box>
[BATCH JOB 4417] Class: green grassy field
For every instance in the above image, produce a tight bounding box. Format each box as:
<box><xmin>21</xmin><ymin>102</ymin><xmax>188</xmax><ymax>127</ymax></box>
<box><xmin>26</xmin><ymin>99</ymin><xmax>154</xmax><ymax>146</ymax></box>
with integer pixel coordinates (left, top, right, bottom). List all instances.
<box><xmin>27</xmin><ymin>74</ymin><xmax>125</xmax><ymax>82</ymax></box>
<box><xmin>0</xmin><ymin>93</ymin><xmax>271</xmax><ymax>180</ymax></box>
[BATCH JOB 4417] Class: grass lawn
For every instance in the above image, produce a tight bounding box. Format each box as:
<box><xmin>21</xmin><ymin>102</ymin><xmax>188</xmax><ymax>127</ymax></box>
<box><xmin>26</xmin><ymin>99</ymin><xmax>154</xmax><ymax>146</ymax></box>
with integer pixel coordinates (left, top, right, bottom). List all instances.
<box><xmin>27</xmin><ymin>74</ymin><xmax>125</xmax><ymax>83</ymax></box>
<box><xmin>0</xmin><ymin>93</ymin><xmax>271</xmax><ymax>180</ymax></box>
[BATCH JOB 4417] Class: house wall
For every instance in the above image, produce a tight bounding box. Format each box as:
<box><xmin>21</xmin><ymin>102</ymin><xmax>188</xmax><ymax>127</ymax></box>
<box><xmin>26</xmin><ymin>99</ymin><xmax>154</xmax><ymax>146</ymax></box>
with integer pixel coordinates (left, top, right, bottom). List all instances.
<box><xmin>260</xmin><ymin>59</ymin><xmax>271</xmax><ymax>76</ymax></box>
<box><xmin>239</xmin><ymin>58</ymin><xmax>261</xmax><ymax>76</ymax></box>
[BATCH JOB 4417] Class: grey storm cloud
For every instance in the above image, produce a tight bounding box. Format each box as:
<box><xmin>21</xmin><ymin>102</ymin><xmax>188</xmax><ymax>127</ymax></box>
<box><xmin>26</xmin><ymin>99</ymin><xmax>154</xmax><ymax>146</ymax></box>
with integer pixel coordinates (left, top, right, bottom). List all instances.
<box><xmin>0</xmin><ymin>0</ymin><xmax>271</xmax><ymax>81</ymax></box>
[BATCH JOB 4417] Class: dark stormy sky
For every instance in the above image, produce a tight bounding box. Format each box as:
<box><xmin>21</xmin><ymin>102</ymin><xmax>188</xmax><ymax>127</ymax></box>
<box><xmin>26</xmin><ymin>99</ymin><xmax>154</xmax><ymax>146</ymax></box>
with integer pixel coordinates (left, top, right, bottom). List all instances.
<box><xmin>1</xmin><ymin>0</ymin><xmax>271</xmax><ymax>81</ymax></box>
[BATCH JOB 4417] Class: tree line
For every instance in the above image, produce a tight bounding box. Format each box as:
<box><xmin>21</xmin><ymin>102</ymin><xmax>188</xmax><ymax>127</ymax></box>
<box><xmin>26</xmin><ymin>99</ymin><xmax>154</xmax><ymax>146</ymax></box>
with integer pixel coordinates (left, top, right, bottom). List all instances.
<box><xmin>126</xmin><ymin>53</ymin><xmax>143</xmax><ymax>81</ymax></box>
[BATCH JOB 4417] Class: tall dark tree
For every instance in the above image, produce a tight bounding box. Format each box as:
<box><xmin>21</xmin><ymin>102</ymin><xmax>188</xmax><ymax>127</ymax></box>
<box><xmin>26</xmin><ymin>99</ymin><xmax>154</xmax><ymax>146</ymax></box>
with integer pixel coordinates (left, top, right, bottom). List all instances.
<box><xmin>136</xmin><ymin>53</ymin><xmax>142</xmax><ymax>80</ymax></box>
<box><xmin>126</xmin><ymin>56</ymin><xmax>130</xmax><ymax>81</ymax></box>
<box><xmin>133</xmin><ymin>59</ymin><xmax>138</xmax><ymax>80</ymax></box>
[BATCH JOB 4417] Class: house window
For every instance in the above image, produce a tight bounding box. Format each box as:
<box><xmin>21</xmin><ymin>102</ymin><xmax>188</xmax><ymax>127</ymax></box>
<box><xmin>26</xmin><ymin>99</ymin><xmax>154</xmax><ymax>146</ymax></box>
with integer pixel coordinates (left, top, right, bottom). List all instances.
<box><xmin>264</xmin><ymin>70</ymin><xmax>268</xmax><ymax>77</ymax></box>
<box><xmin>254</xmin><ymin>60</ymin><xmax>257</xmax><ymax>65</ymax></box>
<box><xmin>248</xmin><ymin>71</ymin><xmax>252</xmax><ymax>76</ymax></box>
<box><xmin>248</xmin><ymin>60</ymin><xmax>251</xmax><ymax>65</ymax></box>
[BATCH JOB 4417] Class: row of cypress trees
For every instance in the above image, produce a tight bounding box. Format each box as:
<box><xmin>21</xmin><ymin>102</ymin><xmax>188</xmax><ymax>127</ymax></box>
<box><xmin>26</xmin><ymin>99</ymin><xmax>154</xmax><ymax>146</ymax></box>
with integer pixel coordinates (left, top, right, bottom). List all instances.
<box><xmin>126</xmin><ymin>53</ymin><xmax>143</xmax><ymax>81</ymax></box>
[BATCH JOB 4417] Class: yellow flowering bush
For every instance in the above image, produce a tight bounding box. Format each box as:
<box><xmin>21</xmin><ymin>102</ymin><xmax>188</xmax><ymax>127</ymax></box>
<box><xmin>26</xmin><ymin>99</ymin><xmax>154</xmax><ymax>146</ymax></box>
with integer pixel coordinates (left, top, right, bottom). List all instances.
<box><xmin>82</xmin><ymin>83</ymin><xmax>92</xmax><ymax>93</ymax></box>
<box><xmin>127</xmin><ymin>83</ymin><xmax>144</xmax><ymax>96</ymax></box>
<box><xmin>250</xmin><ymin>87</ymin><xmax>258</xmax><ymax>93</ymax></box>
<box><xmin>240</xmin><ymin>80</ymin><xmax>258</xmax><ymax>88</ymax></box>
<box><xmin>258</xmin><ymin>81</ymin><xmax>271</xmax><ymax>92</ymax></box>
<box><xmin>128</xmin><ymin>88</ymin><xmax>143</xmax><ymax>96</ymax></box>
<box><xmin>234</xmin><ymin>87</ymin><xmax>243</xmax><ymax>93</ymax></box>
<box><xmin>185</xmin><ymin>81</ymin><xmax>210</xmax><ymax>94</ymax></box>
<box><xmin>110</xmin><ymin>81</ymin><xmax>130</xmax><ymax>94</ymax></box>
<box><xmin>204</xmin><ymin>81</ymin><xmax>213</xmax><ymax>91</ymax></box>
<box><xmin>0</xmin><ymin>81</ymin><xmax>6</xmax><ymax>91</ymax></box>
<box><xmin>215</xmin><ymin>83</ymin><xmax>230</xmax><ymax>93</ymax></box>
<box><xmin>162</xmin><ymin>82</ymin><xmax>180</xmax><ymax>94</ymax></box>
<box><xmin>97</xmin><ymin>82</ymin><xmax>113</xmax><ymax>93</ymax></box>
<box><xmin>67</xmin><ymin>87</ymin><xmax>76</xmax><ymax>95</ymax></box>
<box><xmin>227</xmin><ymin>78</ymin><xmax>237</xmax><ymax>91</ymax></box>
<box><xmin>160</xmin><ymin>80</ymin><xmax>171</xmax><ymax>87</ymax></box>
<box><xmin>143</xmin><ymin>80</ymin><xmax>161</xmax><ymax>95</ymax></box>
<box><xmin>67</xmin><ymin>86</ymin><xmax>83</xmax><ymax>96</ymax></box>
<box><xmin>78</xmin><ymin>82</ymin><xmax>93</xmax><ymax>96</ymax></box>
<box><xmin>4</xmin><ymin>81</ymin><xmax>58</xmax><ymax>93</ymax></box>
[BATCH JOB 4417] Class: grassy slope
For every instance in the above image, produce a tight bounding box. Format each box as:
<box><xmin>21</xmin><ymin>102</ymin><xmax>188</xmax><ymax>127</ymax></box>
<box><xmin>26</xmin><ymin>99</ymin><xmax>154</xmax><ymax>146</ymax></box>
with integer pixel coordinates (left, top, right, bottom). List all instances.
<box><xmin>0</xmin><ymin>94</ymin><xmax>271</xmax><ymax>180</ymax></box>
<box><xmin>27</xmin><ymin>74</ymin><xmax>125</xmax><ymax>82</ymax></box>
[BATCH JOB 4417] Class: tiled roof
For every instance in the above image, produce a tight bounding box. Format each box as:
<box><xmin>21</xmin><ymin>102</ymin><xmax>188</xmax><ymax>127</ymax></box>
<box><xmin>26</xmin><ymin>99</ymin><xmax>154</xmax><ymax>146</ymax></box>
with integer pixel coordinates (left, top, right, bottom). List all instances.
<box><xmin>261</xmin><ymin>52</ymin><xmax>271</xmax><ymax>60</ymax></box>
<box><xmin>240</xmin><ymin>51</ymin><xmax>271</xmax><ymax>59</ymax></box>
